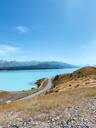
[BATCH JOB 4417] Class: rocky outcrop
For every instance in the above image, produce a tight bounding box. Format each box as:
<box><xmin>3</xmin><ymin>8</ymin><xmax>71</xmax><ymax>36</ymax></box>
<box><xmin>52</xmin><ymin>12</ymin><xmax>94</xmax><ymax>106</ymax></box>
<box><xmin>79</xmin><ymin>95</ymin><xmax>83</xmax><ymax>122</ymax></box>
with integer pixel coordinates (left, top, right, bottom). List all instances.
<box><xmin>1</xmin><ymin>97</ymin><xmax>96</xmax><ymax>128</ymax></box>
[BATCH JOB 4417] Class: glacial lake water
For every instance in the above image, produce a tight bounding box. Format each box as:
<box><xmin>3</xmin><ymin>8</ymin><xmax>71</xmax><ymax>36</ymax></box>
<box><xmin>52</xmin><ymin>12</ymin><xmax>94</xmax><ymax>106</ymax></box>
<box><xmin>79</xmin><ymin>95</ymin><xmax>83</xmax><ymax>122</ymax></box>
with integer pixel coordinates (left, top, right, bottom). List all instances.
<box><xmin>0</xmin><ymin>68</ymin><xmax>78</xmax><ymax>91</ymax></box>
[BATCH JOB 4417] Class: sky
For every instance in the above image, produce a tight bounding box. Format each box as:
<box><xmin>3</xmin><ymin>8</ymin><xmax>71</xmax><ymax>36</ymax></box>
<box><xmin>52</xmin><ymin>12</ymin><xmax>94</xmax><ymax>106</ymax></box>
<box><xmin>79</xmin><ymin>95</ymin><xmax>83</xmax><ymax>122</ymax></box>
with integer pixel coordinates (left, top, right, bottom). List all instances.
<box><xmin>0</xmin><ymin>0</ymin><xmax>96</xmax><ymax>65</ymax></box>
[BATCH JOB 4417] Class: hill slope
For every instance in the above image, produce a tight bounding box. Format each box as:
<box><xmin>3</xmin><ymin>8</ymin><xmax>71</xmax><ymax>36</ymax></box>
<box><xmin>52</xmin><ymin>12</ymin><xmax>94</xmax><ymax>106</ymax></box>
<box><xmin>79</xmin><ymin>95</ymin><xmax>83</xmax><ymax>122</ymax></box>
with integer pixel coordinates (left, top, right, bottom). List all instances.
<box><xmin>0</xmin><ymin>67</ymin><xmax>96</xmax><ymax>128</ymax></box>
<box><xmin>47</xmin><ymin>66</ymin><xmax>96</xmax><ymax>93</ymax></box>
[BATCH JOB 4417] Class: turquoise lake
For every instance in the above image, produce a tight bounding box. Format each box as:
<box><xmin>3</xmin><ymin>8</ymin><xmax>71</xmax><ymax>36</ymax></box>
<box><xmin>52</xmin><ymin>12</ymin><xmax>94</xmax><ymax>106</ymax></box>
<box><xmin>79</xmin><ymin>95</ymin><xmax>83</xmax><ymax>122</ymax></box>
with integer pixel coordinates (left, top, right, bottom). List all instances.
<box><xmin>0</xmin><ymin>68</ymin><xmax>78</xmax><ymax>91</ymax></box>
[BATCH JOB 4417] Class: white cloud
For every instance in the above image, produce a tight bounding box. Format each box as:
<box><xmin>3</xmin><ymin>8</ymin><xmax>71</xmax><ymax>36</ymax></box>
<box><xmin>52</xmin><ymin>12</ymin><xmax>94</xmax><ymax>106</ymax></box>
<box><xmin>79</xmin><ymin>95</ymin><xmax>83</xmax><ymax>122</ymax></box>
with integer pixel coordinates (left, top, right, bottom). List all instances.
<box><xmin>16</xmin><ymin>26</ymin><xmax>29</xmax><ymax>33</ymax></box>
<box><xmin>0</xmin><ymin>45</ymin><xmax>20</xmax><ymax>55</ymax></box>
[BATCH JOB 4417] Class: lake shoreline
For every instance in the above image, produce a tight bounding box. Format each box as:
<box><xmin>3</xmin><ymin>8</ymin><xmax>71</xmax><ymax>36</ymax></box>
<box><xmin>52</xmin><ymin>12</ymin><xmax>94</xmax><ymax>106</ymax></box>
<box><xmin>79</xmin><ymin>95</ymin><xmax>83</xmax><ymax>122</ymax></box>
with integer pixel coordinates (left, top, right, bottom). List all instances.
<box><xmin>0</xmin><ymin>77</ymin><xmax>49</xmax><ymax>104</ymax></box>
<box><xmin>0</xmin><ymin>67</ymin><xmax>96</xmax><ymax>127</ymax></box>
<box><xmin>0</xmin><ymin>68</ymin><xmax>78</xmax><ymax>91</ymax></box>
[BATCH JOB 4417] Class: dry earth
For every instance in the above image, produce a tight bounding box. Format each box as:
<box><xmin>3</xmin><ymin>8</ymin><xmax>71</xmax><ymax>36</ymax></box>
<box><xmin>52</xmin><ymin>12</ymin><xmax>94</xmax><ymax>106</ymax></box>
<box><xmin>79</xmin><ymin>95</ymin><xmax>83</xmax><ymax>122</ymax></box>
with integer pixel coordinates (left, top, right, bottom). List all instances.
<box><xmin>0</xmin><ymin>67</ymin><xmax>96</xmax><ymax>128</ymax></box>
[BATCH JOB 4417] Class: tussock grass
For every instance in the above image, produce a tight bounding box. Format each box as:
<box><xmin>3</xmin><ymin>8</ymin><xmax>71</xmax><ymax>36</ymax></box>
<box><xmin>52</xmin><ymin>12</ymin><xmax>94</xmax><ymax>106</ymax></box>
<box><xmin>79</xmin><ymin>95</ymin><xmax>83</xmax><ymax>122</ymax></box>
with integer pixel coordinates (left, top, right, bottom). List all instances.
<box><xmin>0</xmin><ymin>86</ymin><xmax>96</xmax><ymax>114</ymax></box>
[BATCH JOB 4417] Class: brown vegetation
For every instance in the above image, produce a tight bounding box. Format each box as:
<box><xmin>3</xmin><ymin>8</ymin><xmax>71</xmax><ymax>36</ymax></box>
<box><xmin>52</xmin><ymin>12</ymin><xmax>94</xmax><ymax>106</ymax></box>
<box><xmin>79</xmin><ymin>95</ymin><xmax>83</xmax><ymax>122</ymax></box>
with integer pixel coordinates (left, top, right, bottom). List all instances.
<box><xmin>0</xmin><ymin>67</ymin><xmax>96</xmax><ymax>127</ymax></box>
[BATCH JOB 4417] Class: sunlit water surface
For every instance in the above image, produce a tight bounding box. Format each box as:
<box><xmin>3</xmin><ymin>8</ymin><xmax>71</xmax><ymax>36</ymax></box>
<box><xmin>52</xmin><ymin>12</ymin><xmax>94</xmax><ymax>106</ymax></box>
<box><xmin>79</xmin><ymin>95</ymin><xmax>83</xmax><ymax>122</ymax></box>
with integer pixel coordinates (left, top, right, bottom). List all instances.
<box><xmin>0</xmin><ymin>68</ymin><xmax>78</xmax><ymax>91</ymax></box>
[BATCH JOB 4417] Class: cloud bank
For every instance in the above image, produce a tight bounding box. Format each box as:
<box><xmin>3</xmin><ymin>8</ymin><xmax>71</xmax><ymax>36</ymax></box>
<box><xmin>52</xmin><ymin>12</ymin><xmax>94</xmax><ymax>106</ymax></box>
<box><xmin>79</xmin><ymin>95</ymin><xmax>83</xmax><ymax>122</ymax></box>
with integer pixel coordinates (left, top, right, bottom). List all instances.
<box><xmin>16</xmin><ymin>26</ymin><xmax>29</xmax><ymax>33</ymax></box>
<box><xmin>0</xmin><ymin>45</ymin><xmax>20</xmax><ymax>55</ymax></box>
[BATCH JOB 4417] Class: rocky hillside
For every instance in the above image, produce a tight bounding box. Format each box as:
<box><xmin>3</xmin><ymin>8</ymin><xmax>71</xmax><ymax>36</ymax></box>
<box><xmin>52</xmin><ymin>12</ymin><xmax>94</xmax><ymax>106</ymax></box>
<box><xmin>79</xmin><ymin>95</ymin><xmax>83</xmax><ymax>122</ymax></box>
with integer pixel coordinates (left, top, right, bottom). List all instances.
<box><xmin>50</xmin><ymin>66</ymin><xmax>96</xmax><ymax>91</ymax></box>
<box><xmin>0</xmin><ymin>67</ymin><xmax>96</xmax><ymax>128</ymax></box>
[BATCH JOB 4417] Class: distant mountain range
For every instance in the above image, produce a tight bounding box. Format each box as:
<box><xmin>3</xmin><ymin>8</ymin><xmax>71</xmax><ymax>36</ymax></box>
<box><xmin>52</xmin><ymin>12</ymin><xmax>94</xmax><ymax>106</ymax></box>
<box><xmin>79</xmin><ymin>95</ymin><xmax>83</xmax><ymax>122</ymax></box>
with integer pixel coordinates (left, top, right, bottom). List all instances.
<box><xmin>0</xmin><ymin>60</ymin><xmax>77</xmax><ymax>70</ymax></box>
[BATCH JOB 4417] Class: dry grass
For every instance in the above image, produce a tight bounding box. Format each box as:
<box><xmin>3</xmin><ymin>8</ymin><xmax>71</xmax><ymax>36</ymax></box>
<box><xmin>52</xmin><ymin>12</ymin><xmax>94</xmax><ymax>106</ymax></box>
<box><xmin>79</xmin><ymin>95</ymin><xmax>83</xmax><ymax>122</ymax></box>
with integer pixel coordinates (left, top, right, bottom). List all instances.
<box><xmin>0</xmin><ymin>91</ymin><xmax>13</xmax><ymax>98</ymax></box>
<box><xmin>0</xmin><ymin>67</ymin><xmax>96</xmax><ymax>115</ymax></box>
<box><xmin>52</xmin><ymin>66</ymin><xmax>96</xmax><ymax>89</ymax></box>
<box><xmin>0</xmin><ymin>86</ymin><xmax>96</xmax><ymax>114</ymax></box>
<box><xmin>1</xmin><ymin>67</ymin><xmax>96</xmax><ymax>127</ymax></box>
<box><xmin>0</xmin><ymin>79</ymin><xmax>48</xmax><ymax>105</ymax></box>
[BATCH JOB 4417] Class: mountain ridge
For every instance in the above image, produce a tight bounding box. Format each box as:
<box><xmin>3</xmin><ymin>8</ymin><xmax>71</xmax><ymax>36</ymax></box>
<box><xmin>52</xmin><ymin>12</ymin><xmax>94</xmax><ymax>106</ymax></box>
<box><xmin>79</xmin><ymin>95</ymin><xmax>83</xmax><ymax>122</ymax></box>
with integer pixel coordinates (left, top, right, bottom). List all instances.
<box><xmin>0</xmin><ymin>60</ymin><xmax>77</xmax><ymax>70</ymax></box>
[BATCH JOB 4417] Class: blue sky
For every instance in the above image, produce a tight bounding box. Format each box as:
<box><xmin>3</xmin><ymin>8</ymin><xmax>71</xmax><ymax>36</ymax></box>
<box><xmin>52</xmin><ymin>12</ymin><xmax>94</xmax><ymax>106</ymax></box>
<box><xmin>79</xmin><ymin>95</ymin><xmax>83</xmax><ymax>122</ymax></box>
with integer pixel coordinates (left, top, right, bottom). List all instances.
<box><xmin>0</xmin><ymin>0</ymin><xmax>96</xmax><ymax>65</ymax></box>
